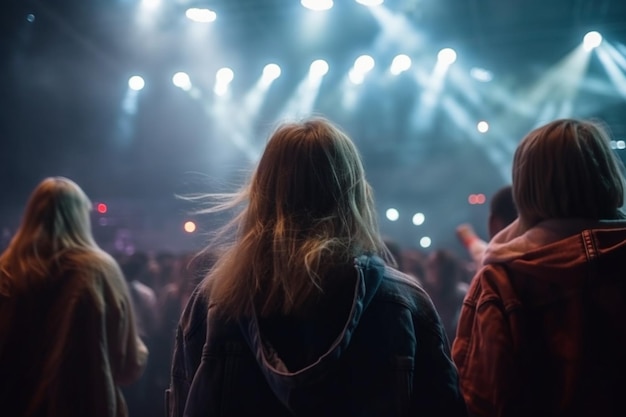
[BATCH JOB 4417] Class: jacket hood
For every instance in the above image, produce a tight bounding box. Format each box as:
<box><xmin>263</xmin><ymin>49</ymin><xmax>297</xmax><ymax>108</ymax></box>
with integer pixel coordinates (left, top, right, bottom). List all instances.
<box><xmin>237</xmin><ymin>255</ymin><xmax>385</xmax><ymax>412</ymax></box>
<box><xmin>483</xmin><ymin>217</ymin><xmax>626</xmax><ymax>267</ymax></box>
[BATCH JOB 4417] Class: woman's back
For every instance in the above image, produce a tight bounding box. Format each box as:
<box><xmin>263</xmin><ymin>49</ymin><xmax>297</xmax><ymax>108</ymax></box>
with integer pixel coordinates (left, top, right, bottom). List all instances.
<box><xmin>169</xmin><ymin>256</ymin><xmax>467</xmax><ymax>417</ymax></box>
<box><xmin>168</xmin><ymin>119</ymin><xmax>466</xmax><ymax>416</ymax></box>
<box><xmin>453</xmin><ymin>119</ymin><xmax>626</xmax><ymax>416</ymax></box>
<box><xmin>0</xmin><ymin>248</ymin><xmax>144</xmax><ymax>417</ymax></box>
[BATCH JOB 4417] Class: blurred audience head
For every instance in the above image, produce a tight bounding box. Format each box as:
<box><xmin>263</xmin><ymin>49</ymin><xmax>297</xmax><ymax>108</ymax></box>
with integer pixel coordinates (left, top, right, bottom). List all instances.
<box><xmin>424</xmin><ymin>249</ymin><xmax>467</xmax><ymax>295</ymax></box>
<box><xmin>0</xmin><ymin>177</ymin><xmax>96</xmax><ymax>290</ymax></box>
<box><xmin>19</xmin><ymin>177</ymin><xmax>95</xmax><ymax>249</ymax></box>
<box><xmin>488</xmin><ymin>185</ymin><xmax>517</xmax><ymax>238</ymax></box>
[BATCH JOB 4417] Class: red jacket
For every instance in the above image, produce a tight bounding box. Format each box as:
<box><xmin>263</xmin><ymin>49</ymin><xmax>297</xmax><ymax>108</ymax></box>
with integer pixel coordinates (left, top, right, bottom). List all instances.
<box><xmin>453</xmin><ymin>218</ymin><xmax>626</xmax><ymax>417</ymax></box>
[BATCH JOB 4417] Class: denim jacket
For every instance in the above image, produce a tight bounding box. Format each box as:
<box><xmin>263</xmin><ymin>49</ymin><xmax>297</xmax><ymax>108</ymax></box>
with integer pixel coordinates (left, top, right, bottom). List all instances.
<box><xmin>167</xmin><ymin>255</ymin><xmax>466</xmax><ymax>417</ymax></box>
<box><xmin>453</xmin><ymin>218</ymin><xmax>626</xmax><ymax>417</ymax></box>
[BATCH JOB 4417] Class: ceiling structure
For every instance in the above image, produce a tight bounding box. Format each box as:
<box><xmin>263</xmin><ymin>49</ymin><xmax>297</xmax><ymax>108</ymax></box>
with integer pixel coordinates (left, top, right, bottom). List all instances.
<box><xmin>2</xmin><ymin>0</ymin><xmax>626</xmax><ymax>253</ymax></box>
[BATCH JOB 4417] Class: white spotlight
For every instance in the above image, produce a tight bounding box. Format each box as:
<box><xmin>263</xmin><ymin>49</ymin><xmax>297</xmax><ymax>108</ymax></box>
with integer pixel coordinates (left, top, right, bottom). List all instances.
<box><xmin>183</xmin><ymin>221</ymin><xmax>197</xmax><ymax>233</ymax></box>
<box><xmin>470</xmin><ymin>67</ymin><xmax>493</xmax><ymax>82</ymax></box>
<box><xmin>390</xmin><ymin>54</ymin><xmax>412</xmax><ymax>75</ymax></box>
<box><xmin>477</xmin><ymin>121</ymin><xmax>489</xmax><ymax>133</ymax></box>
<box><xmin>141</xmin><ymin>0</ymin><xmax>161</xmax><ymax>10</ymax></box>
<box><xmin>356</xmin><ymin>0</ymin><xmax>384</xmax><ymax>6</ymax></box>
<box><xmin>216</xmin><ymin>67</ymin><xmax>234</xmax><ymax>84</ymax></box>
<box><xmin>172</xmin><ymin>72</ymin><xmax>192</xmax><ymax>91</ymax></box>
<box><xmin>348</xmin><ymin>69</ymin><xmax>365</xmax><ymax>85</ymax></box>
<box><xmin>214</xmin><ymin>68</ymin><xmax>234</xmax><ymax>96</ymax></box>
<box><xmin>262</xmin><ymin>63</ymin><xmax>281</xmax><ymax>82</ymax></box>
<box><xmin>419</xmin><ymin>236</ymin><xmax>432</xmax><ymax>248</ymax></box>
<box><xmin>185</xmin><ymin>8</ymin><xmax>217</xmax><ymax>23</ymax></box>
<box><xmin>412</xmin><ymin>212</ymin><xmax>425</xmax><ymax>226</ymax></box>
<box><xmin>386</xmin><ymin>208</ymin><xmax>399</xmax><ymax>221</ymax></box>
<box><xmin>583</xmin><ymin>31</ymin><xmax>602</xmax><ymax>51</ymax></box>
<box><xmin>437</xmin><ymin>48</ymin><xmax>457</xmax><ymax>65</ymax></box>
<box><xmin>128</xmin><ymin>75</ymin><xmax>145</xmax><ymax>91</ymax></box>
<box><xmin>301</xmin><ymin>0</ymin><xmax>333</xmax><ymax>11</ymax></box>
<box><xmin>214</xmin><ymin>85</ymin><xmax>228</xmax><ymax>96</ymax></box>
<box><xmin>309</xmin><ymin>59</ymin><xmax>329</xmax><ymax>77</ymax></box>
<box><xmin>354</xmin><ymin>55</ymin><xmax>375</xmax><ymax>74</ymax></box>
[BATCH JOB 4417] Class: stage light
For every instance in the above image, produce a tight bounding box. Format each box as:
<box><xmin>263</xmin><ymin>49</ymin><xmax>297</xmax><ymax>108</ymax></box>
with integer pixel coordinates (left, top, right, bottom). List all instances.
<box><xmin>348</xmin><ymin>69</ymin><xmax>365</xmax><ymax>84</ymax></box>
<box><xmin>172</xmin><ymin>72</ymin><xmax>191</xmax><ymax>90</ymax></box>
<box><xmin>214</xmin><ymin>68</ymin><xmax>234</xmax><ymax>96</ymax></box>
<box><xmin>354</xmin><ymin>55</ymin><xmax>375</xmax><ymax>73</ymax></box>
<box><xmin>412</xmin><ymin>212</ymin><xmax>425</xmax><ymax>226</ymax></box>
<box><xmin>390</xmin><ymin>54</ymin><xmax>411</xmax><ymax>75</ymax></box>
<box><xmin>128</xmin><ymin>75</ymin><xmax>145</xmax><ymax>91</ymax></box>
<box><xmin>437</xmin><ymin>48</ymin><xmax>457</xmax><ymax>65</ymax></box>
<box><xmin>309</xmin><ymin>59</ymin><xmax>329</xmax><ymax>77</ymax></box>
<box><xmin>477</xmin><ymin>120</ymin><xmax>489</xmax><ymax>133</ymax></box>
<box><xmin>385</xmin><ymin>208</ymin><xmax>399</xmax><ymax>221</ymax></box>
<box><xmin>583</xmin><ymin>31</ymin><xmax>602</xmax><ymax>51</ymax></box>
<box><xmin>141</xmin><ymin>0</ymin><xmax>161</xmax><ymax>10</ymax></box>
<box><xmin>96</xmin><ymin>203</ymin><xmax>108</xmax><ymax>214</ymax></box>
<box><xmin>262</xmin><ymin>63</ymin><xmax>281</xmax><ymax>82</ymax></box>
<box><xmin>419</xmin><ymin>236</ymin><xmax>431</xmax><ymax>248</ymax></box>
<box><xmin>216</xmin><ymin>67</ymin><xmax>234</xmax><ymax>84</ymax></box>
<box><xmin>468</xmin><ymin>194</ymin><xmax>486</xmax><ymax>204</ymax></box>
<box><xmin>356</xmin><ymin>0</ymin><xmax>384</xmax><ymax>6</ymax></box>
<box><xmin>470</xmin><ymin>67</ymin><xmax>493</xmax><ymax>82</ymax></box>
<box><xmin>301</xmin><ymin>0</ymin><xmax>333</xmax><ymax>11</ymax></box>
<box><xmin>184</xmin><ymin>221</ymin><xmax>197</xmax><ymax>233</ymax></box>
<box><xmin>185</xmin><ymin>8</ymin><xmax>217</xmax><ymax>23</ymax></box>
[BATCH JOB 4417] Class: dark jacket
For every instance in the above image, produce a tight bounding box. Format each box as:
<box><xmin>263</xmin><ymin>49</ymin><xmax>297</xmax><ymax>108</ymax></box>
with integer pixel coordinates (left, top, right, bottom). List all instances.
<box><xmin>0</xmin><ymin>249</ymin><xmax>148</xmax><ymax>417</ymax></box>
<box><xmin>453</xmin><ymin>218</ymin><xmax>626</xmax><ymax>417</ymax></box>
<box><xmin>167</xmin><ymin>255</ymin><xmax>466</xmax><ymax>417</ymax></box>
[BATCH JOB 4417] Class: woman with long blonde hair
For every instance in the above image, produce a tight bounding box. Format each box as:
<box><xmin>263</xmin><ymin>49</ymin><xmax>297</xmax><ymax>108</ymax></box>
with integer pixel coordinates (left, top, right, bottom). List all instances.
<box><xmin>0</xmin><ymin>177</ymin><xmax>148</xmax><ymax>417</ymax></box>
<box><xmin>168</xmin><ymin>118</ymin><xmax>466</xmax><ymax>417</ymax></box>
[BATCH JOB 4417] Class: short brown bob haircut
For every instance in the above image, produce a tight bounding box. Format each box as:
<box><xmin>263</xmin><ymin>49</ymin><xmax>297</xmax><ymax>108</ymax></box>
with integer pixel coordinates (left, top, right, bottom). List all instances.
<box><xmin>513</xmin><ymin>119</ymin><xmax>625</xmax><ymax>227</ymax></box>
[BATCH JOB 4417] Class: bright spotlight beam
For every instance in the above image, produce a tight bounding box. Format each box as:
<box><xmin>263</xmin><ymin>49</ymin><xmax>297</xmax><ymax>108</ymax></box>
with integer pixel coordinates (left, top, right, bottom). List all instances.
<box><xmin>604</xmin><ymin>41</ymin><xmax>626</xmax><ymax>72</ymax></box>
<box><xmin>172</xmin><ymin>72</ymin><xmax>192</xmax><ymax>91</ymax></box>
<box><xmin>186</xmin><ymin>8</ymin><xmax>217</xmax><ymax>23</ymax></box>
<box><xmin>214</xmin><ymin>67</ymin><xmax>234</xmax><ymax>96</ymax></box>
<box><xmin>411</xmin><ymin>58</ymin><xmax>452</xmax><ymax>130</ymax></box>
<box><xmin>216</xmin><ymin>67</ymin><xmax>234</xmax><ymax>84</ymax></box>
<box><xmin>354</xmin><ymin>55</ymin><xmax>375</xmax><ymax>74</ymax></box>
<box><xmin>309</xmin><ymin>59</ymin><xmax>329</xmax><ymax>78</ymax></box>
<box><xmin>356</xmin><ymin>0</ymin><xmax>384</xmax><ymax>6</ymax></box>
<box><xmin>596</xmin><ymin>45</ymin><xmax>626</xmax><ymax>98</ymax></box>
<box><xmin>262</xmin><ymin>63</ymin><xmax>281</xmax><ymax>83</ymax></box>
<box><xmin>279</xmin><ymin>60</ymin><xmax>328</xmax><ymax>119</ymax></box>
<box><xmin>477</xmin><ymin>121</ymin><xmax>489</xmax><ymax>133</ymax></box>
<box><xmin>583</xmin><ymin>31</ymin><xmax>602</xmax><ymax>51</ymax></box>
<box><xmin>390</xmin><ymin>54</ymin><xmax>411</xmax><ymax>75</ymax></box>
<box><xmin>437</xmin><ymin>48</ymin><xmax>457</xmax><ymax>66</ymax></box>
<box><xmin>301</xmin><ymin>0</ymin><xmax>333</xmax><ymax>11</ymax></box>
<box><xmin>128</xmin><ymin>75</ymin><xmax>145</xmax><ymax>91</ymax></box>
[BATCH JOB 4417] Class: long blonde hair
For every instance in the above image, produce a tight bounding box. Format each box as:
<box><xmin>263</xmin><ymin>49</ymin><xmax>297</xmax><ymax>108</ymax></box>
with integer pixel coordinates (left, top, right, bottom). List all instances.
<box><xmin>0</xmin><ymin>177</ymin><xmax>97</xmax><ymax>294</ymax></box>
<box><xmin>200</xmin><ymin>118</ymin><xmax>386</xmax><ymax>318</ymax></box>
